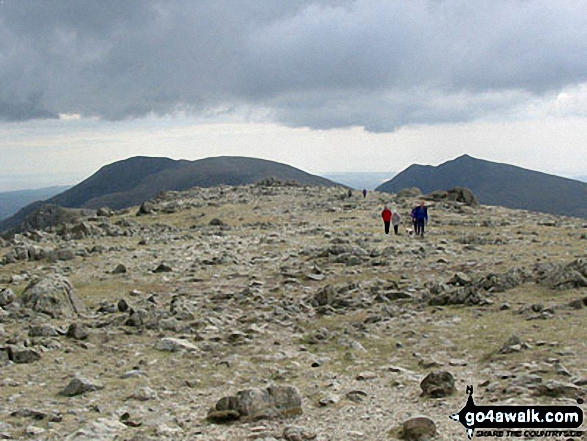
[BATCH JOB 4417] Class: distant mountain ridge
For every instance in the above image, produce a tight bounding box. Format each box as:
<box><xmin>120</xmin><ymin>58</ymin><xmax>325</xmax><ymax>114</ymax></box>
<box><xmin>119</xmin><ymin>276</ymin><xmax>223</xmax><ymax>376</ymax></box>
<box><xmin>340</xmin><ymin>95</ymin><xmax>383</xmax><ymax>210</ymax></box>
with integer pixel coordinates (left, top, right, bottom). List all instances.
<box><xmin>376</xmin><ymin>155</ymin><xmax>587</xmax><ymax>218</ymax></box>
<box><xmin>321</xmin><ymin>172</ymin><xmax>396</xmax><ymax>190</ymax></box>
<box><xmin>0</xmin><ymin>156</ymin><xmax>340</xmax><ymax>233</ymax></box>
<box><xmin>0</xmin><ymin>186</ymin><xmax>71</xmax><ymax>221</ymax></box>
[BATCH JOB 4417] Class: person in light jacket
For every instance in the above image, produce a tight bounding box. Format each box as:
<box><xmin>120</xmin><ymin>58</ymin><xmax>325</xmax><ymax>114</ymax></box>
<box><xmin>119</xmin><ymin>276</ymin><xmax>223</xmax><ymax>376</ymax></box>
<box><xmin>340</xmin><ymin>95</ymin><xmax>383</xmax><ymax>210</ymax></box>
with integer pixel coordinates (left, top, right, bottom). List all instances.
<box><xmin>391</xmin><ymin>210</ymin><xmax>401</xmax><ymax>235</ymax></box>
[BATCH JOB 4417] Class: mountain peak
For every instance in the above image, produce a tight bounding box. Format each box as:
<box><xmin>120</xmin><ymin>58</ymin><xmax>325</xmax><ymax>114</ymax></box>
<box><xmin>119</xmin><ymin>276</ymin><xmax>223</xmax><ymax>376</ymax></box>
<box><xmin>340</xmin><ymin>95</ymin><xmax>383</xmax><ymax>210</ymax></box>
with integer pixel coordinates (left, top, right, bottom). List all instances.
<box><xmin>376</xmin><ymin>156</ymin><xmax>587</xmax><ymax>218</ymax></box>
<box><xmin>453</xmin><ymin>154</ymin><xmax>476</xmax><ymax>162</ymax></box>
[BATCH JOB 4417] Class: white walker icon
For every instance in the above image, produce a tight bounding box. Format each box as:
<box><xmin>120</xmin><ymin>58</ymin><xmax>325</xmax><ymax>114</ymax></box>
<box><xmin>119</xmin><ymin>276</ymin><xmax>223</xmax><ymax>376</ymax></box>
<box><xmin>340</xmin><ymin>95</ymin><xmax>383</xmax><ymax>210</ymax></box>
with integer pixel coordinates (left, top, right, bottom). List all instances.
<box><xmin>450</xmin><ymin>385</ymin><xmax>476</xmax><ymax>439</ymax></box>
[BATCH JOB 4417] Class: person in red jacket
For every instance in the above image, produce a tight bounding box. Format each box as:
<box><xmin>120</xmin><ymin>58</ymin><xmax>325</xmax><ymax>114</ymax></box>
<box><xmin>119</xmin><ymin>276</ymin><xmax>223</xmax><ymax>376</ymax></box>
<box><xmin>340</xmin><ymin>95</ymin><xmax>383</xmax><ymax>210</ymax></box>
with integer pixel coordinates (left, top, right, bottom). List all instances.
<box><xmin>381</xmin><ymin>206</ymin><xmax>392</xmax><ymax>234</ymax></box>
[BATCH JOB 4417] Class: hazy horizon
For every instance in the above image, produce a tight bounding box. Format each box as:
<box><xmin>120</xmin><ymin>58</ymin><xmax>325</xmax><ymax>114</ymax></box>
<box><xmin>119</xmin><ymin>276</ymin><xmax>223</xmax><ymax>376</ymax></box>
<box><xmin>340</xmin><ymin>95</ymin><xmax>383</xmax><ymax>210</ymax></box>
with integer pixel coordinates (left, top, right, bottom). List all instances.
<box><xmin>1</xmin><ymin>155</ymin><xmax>586</xmax><ymax>193</ymax></box>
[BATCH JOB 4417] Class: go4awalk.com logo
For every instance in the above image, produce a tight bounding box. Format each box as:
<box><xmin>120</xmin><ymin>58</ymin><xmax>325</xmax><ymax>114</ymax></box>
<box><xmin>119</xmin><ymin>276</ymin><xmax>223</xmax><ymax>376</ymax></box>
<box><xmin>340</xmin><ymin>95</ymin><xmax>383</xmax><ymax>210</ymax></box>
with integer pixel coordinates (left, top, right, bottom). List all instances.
<box><xmin>450</xmin><ymin>386</ymin><xmax>584</xmax><ymax>439</ymax></box>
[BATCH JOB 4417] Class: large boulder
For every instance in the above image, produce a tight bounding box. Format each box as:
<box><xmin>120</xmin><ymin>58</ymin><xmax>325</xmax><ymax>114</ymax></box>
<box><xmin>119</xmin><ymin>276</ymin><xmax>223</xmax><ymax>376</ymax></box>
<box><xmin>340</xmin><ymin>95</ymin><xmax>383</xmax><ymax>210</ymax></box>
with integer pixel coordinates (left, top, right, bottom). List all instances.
<box><xmin>397</xmin><ymin>187</ymin><xmax>422</xmax><ymax>198</ymax></box>
<box><xmin>428</xmin><ymin>187</ymin><xmax>478</xmax><ymax>206</ymax></box>
<box><xmin>420</xmin><ymin>371</ymin><xmax>456</xmax><ymax>398</ymax></box>
<box><xmin>208</xmin><ymin>385</ymin><xmax>302</xmax><ymax>423</ymax></box>
<box><xmin>0</xmin><ymin>288</ymin><xmax>16</xmax><ymax>307</ymax></box>
<box><xmin>400</xmin><ymin>417</ymin><xmax>437</xmax><ymax>440</ymax></box>
<box><xmin>541</xmin><ymin>259</ymin><xmax>587</xmax><ymax>290</ymax></box>
<box><xmin>447</xmin><ymin>187</ymin><xmax>478</xmax><ymax>206</ymax></box>
<box><xmin>60</xmin><ymin>376</ymin><xmax>104</xmax><ymax>396</ymax></box>
<box><xmin>20</xmin><ymin>275</ymin><xmax>87</xmax><ymax>318</ymax></box>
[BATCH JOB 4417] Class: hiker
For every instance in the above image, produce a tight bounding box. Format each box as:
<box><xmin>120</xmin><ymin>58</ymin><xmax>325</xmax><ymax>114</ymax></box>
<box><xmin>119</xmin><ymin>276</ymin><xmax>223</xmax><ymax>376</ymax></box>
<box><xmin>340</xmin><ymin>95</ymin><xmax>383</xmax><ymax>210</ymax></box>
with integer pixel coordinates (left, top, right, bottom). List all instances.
<box><xmin>362</xmin><ymin>189</ymin><xmax>367</xmax><ymax>198</ymax></box>
<box><xmin>413</xmin><ymin>201</ymin><xmax>428</xmax><ymax>237</ymax></box>
<box><xmin>410</xmin><ymin>207</ymin><xmax>417</xmax><ymax>235</ymax></box>
<box><xmin>391</xmin><ymin>209</ymin><xmax>401</xmax><ymax>235</ymax></box>
<box><xmin>348</xmin><ymin>188</ymin><xmax>353</xmax><ymax>198</ymax></box>
<box><xmin>381</xmin><ymin>206</ymin><xmax>392</xmax><ymax>234</ymax></box>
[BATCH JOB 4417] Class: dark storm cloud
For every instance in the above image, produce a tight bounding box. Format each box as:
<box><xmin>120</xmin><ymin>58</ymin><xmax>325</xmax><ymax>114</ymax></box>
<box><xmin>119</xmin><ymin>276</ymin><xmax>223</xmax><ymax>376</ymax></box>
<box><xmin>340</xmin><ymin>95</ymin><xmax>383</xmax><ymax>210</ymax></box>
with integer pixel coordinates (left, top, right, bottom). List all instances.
<box><xmin>1</xmin><ymin>0</ymin><xmax>586</xmax><ymax>130</ymax></box>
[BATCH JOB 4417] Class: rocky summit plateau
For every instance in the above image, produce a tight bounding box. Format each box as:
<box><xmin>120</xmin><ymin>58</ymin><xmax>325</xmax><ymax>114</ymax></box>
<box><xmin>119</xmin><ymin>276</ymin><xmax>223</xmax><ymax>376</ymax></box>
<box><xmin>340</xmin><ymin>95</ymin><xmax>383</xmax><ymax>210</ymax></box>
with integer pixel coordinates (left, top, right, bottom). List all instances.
<box><xmin>0</xmin><ymin>180</ymin><xmax>586</xmax><ymax>440</ymax></box>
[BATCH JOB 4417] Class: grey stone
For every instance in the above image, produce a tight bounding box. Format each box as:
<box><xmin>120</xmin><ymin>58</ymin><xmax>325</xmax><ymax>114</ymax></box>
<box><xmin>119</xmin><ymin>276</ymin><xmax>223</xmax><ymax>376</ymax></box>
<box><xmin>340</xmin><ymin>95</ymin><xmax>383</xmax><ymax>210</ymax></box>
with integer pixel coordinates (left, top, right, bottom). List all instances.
<box><xmin>67</xmin><ymin>323</ymin><xmax>89</xmax><ymax>340</ymax></box>
<box><xmin>96</xmin><ymin>207</ymin><xmax>112</xmax><ymax>217</ymax></box>
<box><xmin>64</xmin><ymin>418</ymin><xmax>127</xmax><ymax>440</ymax></box>
<box><xmin>20</xmin><ymin>275</ymin><xmax>87</xmax><ymax>319</ymax></box>
<box><xmin>60</xmin><ymin>376</ymin><xmax>104</xmax><ymax>397</ymax></box>
<box><xmin>283</xmin><ymin>426</ymin><xmax>317</xmax><ymax>441</ymax></box>
<box><xmin>10</xmin><ymin>408</ymin><xmax>62</xmax><ymax>422</ymax></box>
<box><xmin>448</xmin><ymin>272</ymin><xmax>472</xmax><ymax>286</ymax></box>
<box><xmin>117</xmin><ymin>299</ymin><xmax>129</xmax><ymax>312</ymax></box>
<box><xmin>420</xmin><ymin>371</ymin><xmax>455</xmax><ymax>398</ymax></box>
<box><xmin>498</xmin><ymin>334</ymin><xmax>523</xmax><ymax>354</ymax></box>
<box><xmin>127</xmin><ymin>386</ymin><xmax>158</xmax><ymax>401</ymax></box>
<box><xmin>568</xmin><ymin>299</ymin><xmax>583</xmax><ymax>309</ymax></box>
<box><xmin>153</xmin><ymin>263</ymin><xmax>173</xmax><ymax>273</ymax></box>
<box><xmin>397</xmin><ymin>187</ymin><xmax>422</xmax><ymax>198</ymax></box>
<box><xmin>28</xmin><ymin>324</ymin><xmax>60</xmax><ymax>337</ymax></box>
<box><xmin>0</xmin><ymin>349</ymin><xmax>9</xmax><ymax>366</ymax></box>
<box><xmin>345</xmin><ymin>390</ymin><xmax>368</xmax><ymax>403</ymax></box>
<box><xmin>112</xmin><ymin>264</ymin><xmax>127</xmax><ymax>274</ymax></box>
<box><xmin>401</xmin><ymin>417</ymin><xmax>437</xmax><ymax>440</ymax></box>
<box><xmin>137</xmin><ymin>201</ymin><xmax>155</xmax><ymax>216</ymax></box>
<box><xmin>7</xmin><ymin>346</ymin><xmax>41</xmax><ymax>364</ymax></box>
<box><xmin>0</xmin><ymin>288</ymin><xmax>15</xmax><ymax>307</ymax></box>
<box><xmin>156</xmin><ymin>337</ymin><xmax>199</xmax><ymax>353</ymax></box>
<box><xmin>532</xmin><ymin>380</ymin><xmax>583</xmax><ymax>399</ymax></box>
<box><xmin>208</xmin><ymin>385</ymin><xmax>302</xmax><ymax>423</ymax></box>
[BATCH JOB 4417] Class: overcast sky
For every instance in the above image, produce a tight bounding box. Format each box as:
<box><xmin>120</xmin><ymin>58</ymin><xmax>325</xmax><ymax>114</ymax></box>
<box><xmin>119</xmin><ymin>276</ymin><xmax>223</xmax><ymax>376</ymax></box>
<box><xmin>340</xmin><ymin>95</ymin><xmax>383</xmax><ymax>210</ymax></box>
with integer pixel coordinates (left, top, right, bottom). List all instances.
<box><xmin>1</xmin><ymin>0</ymin><xmax>587</xmax><ymax>191</ymax></box>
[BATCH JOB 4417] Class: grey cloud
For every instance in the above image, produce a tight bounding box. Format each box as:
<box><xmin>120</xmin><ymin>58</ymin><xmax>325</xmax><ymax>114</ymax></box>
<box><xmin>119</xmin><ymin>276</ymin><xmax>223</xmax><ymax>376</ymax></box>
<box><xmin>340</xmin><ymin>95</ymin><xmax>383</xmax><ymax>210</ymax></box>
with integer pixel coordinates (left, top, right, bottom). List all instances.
<box><xmin>1</xmin><ymin>0</ymin><xmax>586</xmax><ymax>130</ymax></box>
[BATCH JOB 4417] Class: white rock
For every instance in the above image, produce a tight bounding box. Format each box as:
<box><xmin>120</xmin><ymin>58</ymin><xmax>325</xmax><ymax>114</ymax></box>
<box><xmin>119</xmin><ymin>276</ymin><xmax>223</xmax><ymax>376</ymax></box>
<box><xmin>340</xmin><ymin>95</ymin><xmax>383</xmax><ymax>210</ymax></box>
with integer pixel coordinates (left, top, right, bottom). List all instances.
<box><xmin>156</xmin><ymin>337</ymin><xmax>199</xmax><ymax>353</ymax></box>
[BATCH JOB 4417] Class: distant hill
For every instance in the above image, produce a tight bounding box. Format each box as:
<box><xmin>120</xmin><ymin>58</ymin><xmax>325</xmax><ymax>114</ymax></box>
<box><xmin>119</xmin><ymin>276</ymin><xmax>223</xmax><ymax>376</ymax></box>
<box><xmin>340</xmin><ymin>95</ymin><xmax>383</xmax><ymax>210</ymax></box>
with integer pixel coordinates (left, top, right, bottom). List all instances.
<box><xmin>0</xmin><ymin>156</ymin><xmax>340</xmax><ymax>233</ymax></box>
<box><xmin>321</xmin><ymin>172</ymin><xmax>396</xmax><ymax>190</ymax></box>
<box><xmin>0</xmin><ymin>185</ymin><xmax>71</xmax><ymax>221</ymax></box>
<box><xmin>376</xmin><ymin>155</ymin><xmax>587</xmax><ymax>218</ymax></box>
<box><xmin>574</xmin><ymin>175</ymin><xmax>587</xmax><ymax>183</ymax></box>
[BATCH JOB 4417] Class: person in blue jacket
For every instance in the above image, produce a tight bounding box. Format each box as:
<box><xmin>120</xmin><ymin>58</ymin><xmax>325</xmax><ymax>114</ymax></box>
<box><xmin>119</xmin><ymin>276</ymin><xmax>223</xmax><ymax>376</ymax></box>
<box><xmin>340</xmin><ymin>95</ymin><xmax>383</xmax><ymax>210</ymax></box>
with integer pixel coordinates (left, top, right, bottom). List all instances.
<box><xmin>413</xmin><ymin>201</ymin><xmax>428</xmax><ymax>237</ymax></box>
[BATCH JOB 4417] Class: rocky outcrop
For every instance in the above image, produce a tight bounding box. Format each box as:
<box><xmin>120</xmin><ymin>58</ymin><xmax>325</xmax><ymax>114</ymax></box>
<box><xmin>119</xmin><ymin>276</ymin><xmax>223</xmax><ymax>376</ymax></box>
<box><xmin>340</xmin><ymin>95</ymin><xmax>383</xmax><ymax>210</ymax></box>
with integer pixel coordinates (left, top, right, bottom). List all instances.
<box><xmin>208</xmin><ymin>385</ymin><xmax>303</xmax><ymax>423</ymax></box>
<box><xmin>428</xmin><ymin>187</ymin><xmax>479</xmax><ymax>206</ymax></box>
<box><xmin>20</xmin><ymin>275</ymin><xmax>87</xmax><ymax>318</ymax></box>
<box><xmin>420</xmin><ymin>371</ymin><xmax>456</xmax><ymax>398</ymax></box>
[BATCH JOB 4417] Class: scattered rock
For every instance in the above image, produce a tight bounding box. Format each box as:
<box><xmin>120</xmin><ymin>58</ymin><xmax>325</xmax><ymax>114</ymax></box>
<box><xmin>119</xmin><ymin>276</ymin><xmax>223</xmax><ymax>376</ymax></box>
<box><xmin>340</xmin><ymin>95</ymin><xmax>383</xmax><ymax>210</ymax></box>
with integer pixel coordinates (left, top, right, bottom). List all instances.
<box><xmin>356</xmin><ymin>371</ymin><xmax>377</xmax><ymax>381</ymax></box>
<box><xmin>208</xmin><ymin>385</ymin><xmax>303</xmax><ymax>423</ymax></box>
<box><xmin>60</xmin><ymin>376</ymin><xmax>104</xmax><ymax>397</ymax></box>
<box><xmin>64</xmin><ymin>418</ymin><xmax>127</xmax><ymax>440</ymax></box>
<box><xmin>420</xmin><ymin>371</ymin><xmax>455</xmax><ymax>398</ymax></box>
<box><xmin>532</xmin><ymin>380</ymin><xmax>583</xmax><ymax>399</ymax></box>
<box><xmin>28</xmin><ymin>323</ymin><xmax>60</xmax><ymax>337</ymax></box>
<box><xmin>7</xmin><ymin>346</ymin><xmax>41</xmax><ymax>364</ymax></box>
<box><xmin>137</xmin><ymin>201</ymin><xmax>155</xmax><ymax>216</ymax></box>
<box><xmin>400</xmin><ymin>417</ymin><xmax>437</xmax><ymax>440</ymax></box>
<box><xmin>0</xmin><ymin>288</ymin><xmax>15</xmax><ymax>307</ymax></box>
<box><xmin>10</xmin><ymin>408</ymin><xmax>62</xmax><ymax>422</ymax></box>
<box><xmin>66</xmin><ymin>323</ymin><xmax>89</xmax><ymax>340</ymax></box>
<box><xmin>345</xmin><ymin>390</ymin><xmax>368</xmax><ymax>403</ymax></box>
<box><xmin>498</xmin><ymin>334</ymin><xmax>523</xmax><ymax>354</ymax></box>
<box><xmin>540</xmin><ymin>259</ymin><xmax>587</xmax><ymax>290</ymax></box>
<box><xmin>117</xmin><ymin>299</ymin><xmax>129</xmax><ymax>312</ymax></box>
<box><xmin>127</xmin><ymin>386</ymin><xmax>158</xmax><ymax>401</ymax></box>
<box><xmin>20</xmin><ymin>275</ymin><xmax>87</xmax><ymax>318</ymax></box>
<box><xmin>448</xmin><ymin>272</ymin><xmax>472</xmax><ymax>286</ymax></box>
<box><xmin>111</xmin><ymin>264</ymin><xmax>127</xmax><ymax>274</ymax></box>
<box><xmin>156</xmin><ymin>337</ymin><xmax>199</xmax><ymax>353</ymax></box>
<box><xmin>283</xmin><ymin>425</ymin><xmax>317</xmax><ymax>441</ymax></box>
<box><xmin>397</xmin><ymin>187</ymin><xmax>422</xmax><ymax>198</ymax></box>
<box><xmin>153</xmin><ymin>263</ymin><xmax>173</xmax><ymax>273</ymax></box>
